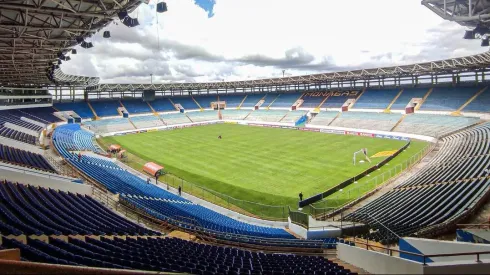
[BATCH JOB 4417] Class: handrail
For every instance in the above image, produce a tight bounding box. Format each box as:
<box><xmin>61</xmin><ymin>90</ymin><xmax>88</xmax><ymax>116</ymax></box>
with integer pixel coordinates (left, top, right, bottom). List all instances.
<box><xmin>90</xmin><ymin>188</ymin><xmax>328</xmax><ymax>252</ymax></box>
<box><xmin>0</xmin><ymin>161</ymin><xmax>74</xmax><ymax>181</ymax></box>
<box><xmin>340</xmin><ymin>238</ymin><xmax>490</xmax><ymax>265</ymax></box>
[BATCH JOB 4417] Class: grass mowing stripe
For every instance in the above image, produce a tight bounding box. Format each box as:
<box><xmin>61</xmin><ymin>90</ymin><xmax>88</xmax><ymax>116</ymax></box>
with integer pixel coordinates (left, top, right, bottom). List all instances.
<box><xmin>103</xmin><ymin>124</ymin><xmax>425</xmax><ymax>218</ymax></box>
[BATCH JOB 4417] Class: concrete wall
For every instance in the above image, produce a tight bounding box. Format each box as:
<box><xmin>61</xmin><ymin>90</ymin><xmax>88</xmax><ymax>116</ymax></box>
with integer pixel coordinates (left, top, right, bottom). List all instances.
<box><xmin>401</xmin><ymin>237</ymin><xmax>490</xmax><ymax>263</ymax></box>
<box><xmin>337</xmin><ymin>243</ymin><xmax>423</xmax><ymax>274</ymax></box>
<box><xmin>0</xmin><ymin>162</ymin><xmax>91</xmax><ymax>195</ymax></box>
<box><xmin>423</xmin><ymin>260</ymin><xmax>490</xmax><ymax>274</ymax></box>
<box><xmin>287</xmin><ymin>218</ymin><xmax>307</xmax><ymax>239</ymax></box>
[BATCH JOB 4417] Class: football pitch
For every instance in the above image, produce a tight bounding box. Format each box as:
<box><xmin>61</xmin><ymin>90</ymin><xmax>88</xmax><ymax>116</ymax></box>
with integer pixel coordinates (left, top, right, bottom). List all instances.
<box><xmin>102</xmin><ymin>124</ymin><xmax>428</xmax><ymax>218</ymax></box>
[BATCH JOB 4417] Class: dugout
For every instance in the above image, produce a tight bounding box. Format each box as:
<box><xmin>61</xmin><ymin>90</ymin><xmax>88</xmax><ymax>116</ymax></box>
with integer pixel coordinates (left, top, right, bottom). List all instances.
<box><xmin>143</xmin><ymin>162</ymin><xmax>164</xmax><ymax>177</ymax></box>
<box><xmin>109</xmin><ymin>144</ymin><xmax>121</xmax><ymax>153</ymax></box>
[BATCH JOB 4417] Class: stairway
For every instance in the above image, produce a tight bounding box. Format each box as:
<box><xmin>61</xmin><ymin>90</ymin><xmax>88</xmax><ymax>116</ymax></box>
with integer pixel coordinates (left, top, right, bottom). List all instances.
<box><xmin>349</xmin><ymin>88</ymin><xmax>366</xmax><ymax>109</ymax></box>
<box><xmin>384</xmin><ymin>89</ymin><xmax>404</xmax><ymax>112</ymax></box>
<box><xmin>168</xmin><ymin>98</ymin><xmax>179</xmax><ymax>111</ymax></box>
<box><xmin>86</xmin><ymin>101</ymin><xmax>99</xmax><ymax>119</ymax></box>
<box><xmin>317</xmin><ymin>96</ymin><xmax>330</xmax><ymax>110</ymax></box>
<box><xmin>266</xmin><ymin>94</ymin><xmax>280</xmax><ymax>109</ymax></box>
<box><xmin>237</xmin><ymin>95</ymin><xmax>248</xmax><ymax>109</ymax></box>
<box><xmin>452</xmin><ymin>86</ymin><xmax>488</xmax><ymax>116</ymax></box>
<box><xmin>390</xmin><ymin>114</ymin><xmax>406</xmax><ymax>132</ymax></box>
<box><xmin>416</xmin><ymin>88</ymin><xmax>433</xmax><ymax>111</ymax></box>
<box><xmin>328</xmin><ymin>112</ymin><xmax>342</xmax><ymax>126</ymax></box>
<box><xmin>192</xmin><ymin>97</ymin><xmax>203</xmax><ymax>110</ymax></box>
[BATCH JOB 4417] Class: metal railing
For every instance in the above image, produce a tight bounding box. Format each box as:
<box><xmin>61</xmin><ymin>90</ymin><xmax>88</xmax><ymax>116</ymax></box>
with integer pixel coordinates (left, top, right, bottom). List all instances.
<box><xmin>107</xmin><ymin>143</ymin><xmax>290</xmax><ymax>222</ymax></box>
<box><xmin>340</xmin><ymin>238</ymin><xmax>490</xmax><ymax>265</ymax></box>
<box><xmin>307</xmin><ymin>143</ymin><xmax>434</xmax><ymax>218</ymax></box>
<box><xmin>159</xmin><ymin>173</ymin><xmax>288</xmax><ymax>221</ymax></box>
<box><xmin>90</xmin><ymin>187</ymin><xmax>326</xmax><ymax>253</ymax></box>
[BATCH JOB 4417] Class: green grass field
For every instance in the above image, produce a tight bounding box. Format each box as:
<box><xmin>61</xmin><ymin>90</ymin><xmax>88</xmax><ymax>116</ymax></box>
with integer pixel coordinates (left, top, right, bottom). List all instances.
<box><xmin>102</xmin><ymin>124</ymin><xmax>428</xmax><ymax>219</ymax></box>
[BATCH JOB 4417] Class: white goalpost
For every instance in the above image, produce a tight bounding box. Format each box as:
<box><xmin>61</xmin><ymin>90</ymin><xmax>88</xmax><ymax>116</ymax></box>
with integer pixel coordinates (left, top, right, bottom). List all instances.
<box><xmin>353</xmin><ymin>148</ymin><xmax>371</xmax><ymax>165</ymax></box>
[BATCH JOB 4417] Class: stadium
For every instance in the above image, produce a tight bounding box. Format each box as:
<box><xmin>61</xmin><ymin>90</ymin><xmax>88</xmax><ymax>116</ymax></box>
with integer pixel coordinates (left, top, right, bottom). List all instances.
<box><xmin>0</xmin><ymin>0</ymin><xmax>490</xmax><ymax>274</ymax></box>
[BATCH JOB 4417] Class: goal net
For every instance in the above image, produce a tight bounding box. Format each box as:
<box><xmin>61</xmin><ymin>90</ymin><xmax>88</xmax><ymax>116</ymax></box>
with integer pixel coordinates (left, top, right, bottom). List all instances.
<box><xmin>353</xmin><ymin>148</ymin><xmax>371</xmax><ymax>165</ymax></box>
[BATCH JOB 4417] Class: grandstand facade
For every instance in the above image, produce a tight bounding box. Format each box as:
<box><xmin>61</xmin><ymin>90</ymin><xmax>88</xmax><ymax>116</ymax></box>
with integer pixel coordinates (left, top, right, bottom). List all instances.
<box><xmin>1</xmin><ymin>0</ymin><xmax>490</xmax><ymax>273</ymax></box>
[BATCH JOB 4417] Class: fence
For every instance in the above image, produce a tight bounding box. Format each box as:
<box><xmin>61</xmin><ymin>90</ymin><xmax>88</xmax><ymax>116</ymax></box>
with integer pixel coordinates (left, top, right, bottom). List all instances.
<box><xmin>159</xmin><ymin>173</ymin><xmax>288</xmax><ymax>221</ymax></box>
<box><xmin>288</xmin><ymin>207</ymin><xmax>309</xmax><ymax>228</ymax></box>
<box><xmin>107</xmin><ymin>142</ymin><xmax>290</xmax><ymax>222</ymax></box>
<box><xmin>306</xmin><ymin>142</ymin><xmax>433</xmax><ymax>218</ymax></box>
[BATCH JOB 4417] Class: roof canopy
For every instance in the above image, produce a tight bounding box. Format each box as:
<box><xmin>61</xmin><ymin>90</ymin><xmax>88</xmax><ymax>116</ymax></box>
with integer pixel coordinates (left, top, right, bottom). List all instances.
<box><xmin>0</xmin><ymin>0</ymin><xmax>141</xmax><ymax>86</ymax></box>
<box><xmin>109</xmin><ymin>144</ymin><xmax>121</xmax><ymax>151</ymax></box>
<box><xmin>143</xmin><ymin>162</ymin><xmax>164</xmax><ymax>177</ymax></box>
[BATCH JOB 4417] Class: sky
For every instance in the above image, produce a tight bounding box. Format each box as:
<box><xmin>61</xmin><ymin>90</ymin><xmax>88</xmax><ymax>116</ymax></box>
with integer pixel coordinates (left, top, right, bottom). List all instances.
<box><xmin>61</xmin><ymin>0</ymin><xmax>485</xmax><ymax>84</ymax></box>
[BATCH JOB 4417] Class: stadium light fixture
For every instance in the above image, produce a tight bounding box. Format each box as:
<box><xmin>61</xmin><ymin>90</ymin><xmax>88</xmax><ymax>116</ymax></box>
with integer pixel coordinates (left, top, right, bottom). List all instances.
<box><xmin>464</xmin><ymin>30</ymin><xmax>476</xmax><ymax>39</ymax></box>
<box><xmin>481</xmin><ymin>38</ymin><xmax>489</xmax><ymax>47</ymax></box>
<box><xmin>157</xmin><ymin>2</ymin><xmax>168</xmax><ymax>13</ymax></box>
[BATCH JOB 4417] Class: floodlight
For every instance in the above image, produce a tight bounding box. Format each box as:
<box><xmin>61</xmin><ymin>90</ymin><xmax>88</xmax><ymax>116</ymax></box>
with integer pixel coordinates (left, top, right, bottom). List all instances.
<box><xmin>157</xmin><ymin>2</ymin><xmax>168</xmax><ymax>13</ymax></box>
<box><xmin>481</xmin><ymin>38</ymin><xmax>489</xmax><ymax>47</ymax></box>
<box><xmin>463</xmin><ymin>30</ymin><xmax>475</xmax><ymax>39</ymax></box>
<box><xmin>118</xmin><ymin>10</ymin><xmax>128</xmax><ymax>20</ymax></box>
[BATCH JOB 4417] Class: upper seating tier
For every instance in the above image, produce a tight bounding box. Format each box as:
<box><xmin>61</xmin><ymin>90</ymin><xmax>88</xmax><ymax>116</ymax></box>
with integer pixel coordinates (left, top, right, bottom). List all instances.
<box><xmin>421</xmin><ymin>87</ymin><xmax>480</xmax><ymax>111</ymax></box>
<box><xmin>89</xmin><ymin>101</ymin><xmax>121</xmax><ymax>117</ymax></box>
<box><xmin>53</xmin><ymin>102</ymin><xmax>94</xmax><ymax>119</ymax></box>
<box><xmin>390</xmin><ymin>88</ymin><xmax>429</xmax><ymax>110</ymax></box>
<box><xmin>121</xmin><ymin>99</ymin><xmax>152</xmax><ymax>114</ymax></box>
<box><xmin>353</xmin><ymin>89</ymin><xmax>400</xmax><ymax>109</ymax></box>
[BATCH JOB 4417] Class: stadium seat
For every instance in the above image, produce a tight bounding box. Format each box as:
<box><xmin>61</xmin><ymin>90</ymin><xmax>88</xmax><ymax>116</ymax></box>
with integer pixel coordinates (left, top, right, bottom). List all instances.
<box><xmin>346</xmin><ymin>122</ymin><xmax>490</xmax><ymax>244</ymax></box>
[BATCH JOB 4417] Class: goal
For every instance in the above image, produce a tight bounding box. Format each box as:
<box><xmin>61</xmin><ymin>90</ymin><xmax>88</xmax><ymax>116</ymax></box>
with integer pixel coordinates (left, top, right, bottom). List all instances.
<box><xmin>353</xmin><ymin>148</ymin><xmax>371</xmax><ymax>165</ymax></box>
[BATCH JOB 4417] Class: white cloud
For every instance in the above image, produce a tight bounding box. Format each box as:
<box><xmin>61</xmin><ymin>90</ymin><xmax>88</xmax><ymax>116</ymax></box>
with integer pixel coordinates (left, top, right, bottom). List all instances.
<box><xmin>62</xmin><ymin>0</ymin><xmax>485</xmax><ymax>83</ymax></box>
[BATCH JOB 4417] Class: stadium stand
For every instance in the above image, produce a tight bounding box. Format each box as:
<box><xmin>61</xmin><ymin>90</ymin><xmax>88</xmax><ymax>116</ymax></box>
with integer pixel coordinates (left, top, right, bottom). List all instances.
<box><xmin>261</xmin><ymin>94</ymin><xmax>280</xmax><ymax>107</ymax></box>
<box><xmin>220</xmin><ymin>110</ymin><xmax>252</xmax><ymax>120</ymax></box>
<box><xmin>52</xmin><ymin>124</ymin><xmax>295</xmax><ymax>239</ymax></box>
<box><xmin>393</xmin><ymin>113</ymin><xmax>480</xmax><ymax>137</ymax></box>
<box><xmin>219</xmin><ymin>94</ymin><xmax>246</xmax><ymax>108</ymax></box>
<box><xmin>245</xmin><ymin>110</ymin><xmax>289</xmax><ymax>122</ymax></box>
<box><xmin>53</xmin><ymin>102</ymin><xmax>94</xmax><ymax>119</ymax></box>
<box><xmin>1</xmin><ymin>236</ymin><xmax>354</xmax><ymax>274</ymax></box>
<box><xmin>463</xmin><ymin>88</ymin><xmax>490</xmax><ymax>113</ymax></box>
<box><xmin>193</xmin><ymin>95</ymin><xmax>217</xmax><ymax>109</ymax></box>
<box><xmin>0</xmin><ymin>110</ymin><xmax>44</xmax><ymax>132</ymax></box>
<box><xmin>160</xmin><ymin>113</ymin><xmax>191</xmax><ymax>125</ymax></box>
<box><xmin>0</xmin><ymin>181</ymin><xmax>157</xmax><ymax>236</ymax></box>
<box><xmin>172</xmin><ymin>97</ymin><xmax>200</xmax><ymax>110</ymax></box>
<box><xmin>301</xmin><ymin>94</ymin><xmax>326</xmax><ymax>108</ymax></box>
<box><xmin>421</xmin><ymin>87</ymin><xmax>480</xmax><ymax>111</ymax></box>
<box><xmin>345</xmin><ymin>123</ymin><xmax>490</xmax><ymax>244</ymax></box>
<box><xmin>89</xmin><ymin>100</ymin><xmax>121</xmax><ymax>117</ymax></box>
<box><xmin>0</xmin><ymin>144</ymin><xmax>55</xmax><ymax>173</ymax></box>
<box><xmin>18</xmin><ymin>107</ymin><xmax>62</xmax><ymax>123</ymax></box>
<box><xmin>279</xmin><ymin>110</ymin><xmax>308</xmax><ymax>123</ymax></box>
<box><xmin>0</xmin><ymin>126</ymin><xmax>36</xmax><ymax>145</ymax></box>
<box><xmin>353</xmin><ymin>89</ymin><xmax>400</xmax><ymax>109</ymax></box>
<box><xmin>130</xmin><ymin>115</ymin><xmax>165</xmax><ymax>129</ymax></box>
<box><xmin>186</xmin><ymin>110</ymin><xmax>218</xmax><ymax>122</ymax></box>
<box><xmin>308</xmin><ymin>111</ymin><xmax>340</xmax><ymax>126</ymax></box>
<box><xmin>83</xmin><ymin>118</ymin><xmax>134</xmax><ymax>133</ymax></box>
<box><xmin>390</xmin><ymin>88</ymin><xmax>429</xmax><ymax>110</ymax></box>
<box><xmin>148</xmin><ymin>98</ymin><xmax>177</xmax><ymax>112</ymax></box>
<box><xmin>269</xmin><ymin>93</ymin><xmax>302</xmax><ymax>108</ymax></box>
<box><xmin>121</xmin><ymin>99</ymin><xmax>152</xmax><ymax>114</ymax></box>
<box><xmin>330</xmin><ymin>112</ymin><xmax>403</xmax><ymax>132</ymax></box>
<box><xmin>240</xmin><ymin>94</ymin><xmax>265</xmax><ymax>108</ymax></box>
<box><xmin>322</xmin><ymin>95</ymin><xmax>354</xmax><ymax>108</ymax></box>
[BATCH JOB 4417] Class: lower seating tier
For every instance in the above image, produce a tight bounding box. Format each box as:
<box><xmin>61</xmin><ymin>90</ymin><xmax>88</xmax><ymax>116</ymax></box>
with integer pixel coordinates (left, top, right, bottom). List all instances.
<box><xmin>1</xmin><ymin>236</ymin><xmax>356</xmax><ymax>275</ymax></box>
<box><xmin>0</xmin><ymin>181</ymin><xmax>159</xmax><ymax>236</ymax></box>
